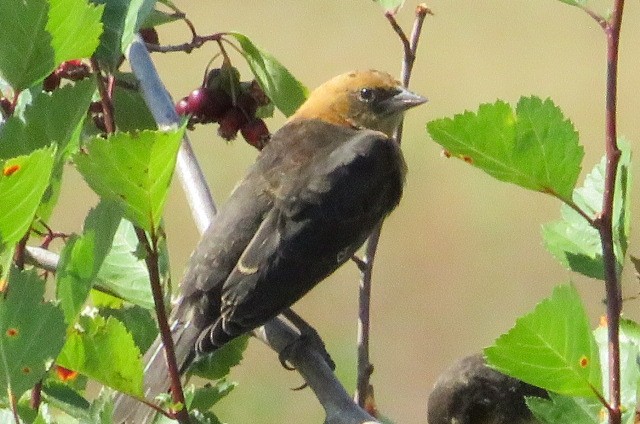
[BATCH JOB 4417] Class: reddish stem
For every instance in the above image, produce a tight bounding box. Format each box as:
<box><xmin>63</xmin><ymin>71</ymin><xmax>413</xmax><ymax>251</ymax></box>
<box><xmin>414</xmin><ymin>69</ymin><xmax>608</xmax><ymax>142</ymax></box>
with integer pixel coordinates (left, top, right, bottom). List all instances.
<box><xmin>592</xmin><ymin>0</ymin><xmax>625</xmax><ymax>422</ymax></box>
<box><xmin>135</xmin><ymin>227</ymin><xmax>190</xmax><ymax>424</ymax></box>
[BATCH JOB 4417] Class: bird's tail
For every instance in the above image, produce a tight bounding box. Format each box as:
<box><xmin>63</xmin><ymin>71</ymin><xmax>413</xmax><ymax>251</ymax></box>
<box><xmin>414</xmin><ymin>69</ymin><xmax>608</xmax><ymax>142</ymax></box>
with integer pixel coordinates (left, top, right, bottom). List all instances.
<box><xmin>112</xmin><ymin>309</ymin><xmax>200</xmax><ymax>423</ymax></box>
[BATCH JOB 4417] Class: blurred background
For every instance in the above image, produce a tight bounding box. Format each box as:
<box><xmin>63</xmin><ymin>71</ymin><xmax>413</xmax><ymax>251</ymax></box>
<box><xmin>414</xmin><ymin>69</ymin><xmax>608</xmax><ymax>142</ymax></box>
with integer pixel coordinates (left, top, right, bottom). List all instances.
<box><xmin>53</xmin><ymin>1</ymin><xmax>640</xmax><ymax>422</ymax></box>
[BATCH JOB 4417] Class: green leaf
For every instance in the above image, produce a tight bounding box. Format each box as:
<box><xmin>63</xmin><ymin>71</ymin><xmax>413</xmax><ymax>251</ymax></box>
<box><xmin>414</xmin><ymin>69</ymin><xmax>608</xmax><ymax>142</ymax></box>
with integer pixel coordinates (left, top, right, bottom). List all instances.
<box><xmin>484</xmin><ymin>284</ymin><xmax>601</xmax><ymax>398</ymax></box>
<box><xmin>57</xmin><ymin>314</ymin><xmax>143</xmax><ymax>396</ymax></box>
<box><xmin>0</xmin><ymin>0</ymin><xmax>55</xmax><ymax>91</ymax></box>
<box><xmin>142</xmin><ymin>8</ymin><xmax>182</xmax><ymax>28</ymax></box>
<box><xmin>188</xmin><ymin>335</ymin><xmax>249</xmax><ymax>381</ymax></box>
<box><xmin>0</xmin><ymin>146</ymin><xmax>55</xmax><ymax>246</ymax></box>
<box><xmin>112</xmin><ymin>84</ymin><xmax>157</xmax><ymax>131</ymax></box>
<box><xmin>42</xmin><ymin>379</ymin><xmax>91</xmax><ymax>421</ymax></box>
<box><xmin>93</xmin><ymin>218</ymin><xmax>153</xmax><ymax>309</ymax></box>
<box><xmin>74</xmin><ymin>127</ymin><xmax>185</xmax><ymax>231</ymax></box>
<box><xmin>526</xmin><ymin>392</ymin><xmax>600</xmax><ymax>424</ymax></box>
<box><xmin>229</xmin><ymin>33</ymin><xmax>308</xmax><ymax>117</ymax></box>
<box><xmin>373</xmin><ymin>0</ymin><xmax>406</xmax><ymax>13</ymax></box>
<box><xmin>56</xmin><ymin>200</ymin><xmax>122</xmax><ymax>323</ymax></box>
<box><xmin>100</xmin><ymin>305</ymin><xmax>157</xmax><ymax>352</ymax></box>
<box><xmin>594</xmin><ymin>319</ymin><xmax>640</xmax><ymax>423</ymax></box>
<box><xmin>542</xmin><ymin>140</ymin><xmax>631</xmax><ymax>279</ymax></box>
<box><xmin>189</xmin><ymin>379</ymin><xmax>237</xmax><ymax>412</ymax></box>
<box><xmin>0</xmin><ymin>269</ymin><xmax>66</xmax><ymax>399</ymax></box>
<box><xmin>0</xmin><ymin>79</ymin><xmax>95</xmax><ymax>159</ymax></box>
<box><xmin>427</xmin><ymin>96</ymin><xmax>584</xmax><ymax>202</ymax></box>
<box><xmin>92</xmin><ymin>0</ymin><xmax>156</xmax><ymax>69</ymax></box>
<box><xmin>0</xmin><ymin>80</ymin><xmax>95</xmax><ymax>223</ymax></box>
<box><xmin>47</xmin><ymin>0</ymin><xmax>104</xmax><ymax>64</ymax></box>
<box><xmin>557</xmin><ymin>0</ymin><xmax>588</xmax><ymax>6</ymax></box>
<box><xmin>83</xmin><ymin>387</ymin><xmax>116</xmax><ymax>424</ymax></box>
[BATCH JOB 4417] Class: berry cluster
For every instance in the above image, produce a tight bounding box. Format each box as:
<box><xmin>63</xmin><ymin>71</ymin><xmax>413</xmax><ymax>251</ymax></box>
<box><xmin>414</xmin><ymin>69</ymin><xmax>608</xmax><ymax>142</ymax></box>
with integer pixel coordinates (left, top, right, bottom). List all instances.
<box><xmin>176</xmin><ymin>67</ymin><xmax>271</xmax><ymax>150</ymax></box>
<box><xmin>43</xmin><ymin>60</ymin><xmax>91</xmax><ymax>92</ymax></box>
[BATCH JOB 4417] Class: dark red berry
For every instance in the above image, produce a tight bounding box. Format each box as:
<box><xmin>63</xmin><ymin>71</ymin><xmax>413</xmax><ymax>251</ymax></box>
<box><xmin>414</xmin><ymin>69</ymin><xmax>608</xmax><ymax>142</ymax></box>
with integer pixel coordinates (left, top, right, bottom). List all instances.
<box><xmin>0</xmin><ymin>97</ymin><xmax>13</xmax><ymax>116</ymax></box>
<box><xmin>217</xmin><ymin>107</ymin><xmax>247</xmax><ymax>141</ymax></box>
<box><xmin>240</xmin><ymin>118</ymin><xmax>270</xmax><ymax>150</ymax></box>
<box><xmin>235</xmin><ymin>91</ymin><xmax>258</xmax><ymax>117</ymax></box>
<box><xmin>247</xmin><ymin>80</ymin><xmax>270</xmax><ymax>106</ymax></box>
<box><xmin>43</xmin><ymin>72</ymin><xmax>61</xmax><ymax>92</ymax></box>
<box><xmin>92</xmin><ymin>113</ymin><xmax>107</xmax><ymax>133</ymax></box>
<box><xmin>202</xmin><ymin>88</ymin><xmax>232</xmax><ymax>122</ymax></box>
<box><xmin>58</xmin><ymin>60</ymin><xmax>90</xmax><ymax>81</ymax></box>
<box><xmin>175</xmin><ymin>97</ymin><xmax>189</xmax><ymax>115</ymax></box>
<box><xmin>89</xmin><ymin>101</ymin><xmax>103</xmax><ymax>114</ymax></box>
<box><xmin>139</xmin><ymin>27</ymin><xmax>159</xmax><ymax>45</ymax></box>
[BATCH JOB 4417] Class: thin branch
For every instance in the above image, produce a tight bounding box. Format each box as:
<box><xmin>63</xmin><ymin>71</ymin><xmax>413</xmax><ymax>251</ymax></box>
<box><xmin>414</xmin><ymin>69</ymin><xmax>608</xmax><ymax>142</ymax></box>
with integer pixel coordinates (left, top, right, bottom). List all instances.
<box><xmin>355</xmin><ymin>4</ymin><xmax>429</xmax><ymax>409</ymax></box>
<box><xmin>595</xmin><ymin>1</ymin><xmax>625</xmax><ymax>423</ymax></box>
<box><xmin>91</xmin><ymin>60</ymin><xmax>116</xmax><ymax>134</ymax></box>
<box><xmin>254</xmin><ymin>319</ymin><xmax>377</xmax><ymax>424</ymax></box>
<box><xmin>134</xmin><ymin>227</ymin><xmax>190</xmax><ymax>424</ymax></box>
<box><xmin>577</xmin><ymin>4</ymin><xmax>608</xmax><ymax>29</ymax></box>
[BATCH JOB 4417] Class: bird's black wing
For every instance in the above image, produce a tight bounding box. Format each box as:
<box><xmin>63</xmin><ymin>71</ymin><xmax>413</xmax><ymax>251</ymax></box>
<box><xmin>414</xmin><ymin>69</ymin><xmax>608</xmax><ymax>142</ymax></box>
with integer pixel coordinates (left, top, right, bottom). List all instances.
<box><xmin>197</xmin><ymin>123</ymin><xmax>406</xmax><ymax>350</ymax></box>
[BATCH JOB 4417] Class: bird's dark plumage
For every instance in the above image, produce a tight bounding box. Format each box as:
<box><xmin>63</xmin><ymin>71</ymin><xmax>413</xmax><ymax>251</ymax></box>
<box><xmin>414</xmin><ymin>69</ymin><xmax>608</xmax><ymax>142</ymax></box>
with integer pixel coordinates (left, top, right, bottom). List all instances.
<box><xmin>113</xmin><ymin>70</ymin><xmax>425</xmax><ymax>422</ymax></box>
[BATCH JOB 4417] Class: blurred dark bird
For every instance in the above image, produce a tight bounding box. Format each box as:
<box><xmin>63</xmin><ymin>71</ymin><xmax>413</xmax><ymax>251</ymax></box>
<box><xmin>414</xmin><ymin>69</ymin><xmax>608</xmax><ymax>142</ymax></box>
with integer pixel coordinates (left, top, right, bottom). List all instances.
<box><xmin>114</xmin><ymin>69</ymin><xmax>426</xmax><ymax>422</ymax></box>
<box><xmin>427</xmin><ymin>354</ymin><xmax>548</xmax><ymax>424</ymax></box>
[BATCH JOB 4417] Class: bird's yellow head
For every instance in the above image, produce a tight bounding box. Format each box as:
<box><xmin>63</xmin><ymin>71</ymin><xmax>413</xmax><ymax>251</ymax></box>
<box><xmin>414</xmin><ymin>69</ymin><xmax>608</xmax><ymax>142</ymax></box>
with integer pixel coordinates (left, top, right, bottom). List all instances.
<box><xmin>290</xmin><ymin>70</ymin><xmax>427</xmax><ymax>137</ymax></box>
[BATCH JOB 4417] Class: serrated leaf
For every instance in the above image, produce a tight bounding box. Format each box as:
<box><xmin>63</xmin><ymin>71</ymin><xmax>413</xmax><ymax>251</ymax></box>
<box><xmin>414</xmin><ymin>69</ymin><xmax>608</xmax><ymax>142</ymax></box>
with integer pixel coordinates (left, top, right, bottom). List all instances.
<box><xmin>93</xmin><ymin>218</ymin><xmax>153</xmax><ymax>309</ymax></box>
<box><xmin>0</xmin><ymin>80</ymin><xmax>96</xmax><ymax>224</ymax></box>
<box><xmin>74</xmin><ymin>127</ymin><xmax>184</xmax><ymax>231</ymax></box>
<box><xmin>100</xmin><ymin>305</ymin><xmax>157</xmax><ymax>352</ymax></box>
<box><xmin>92</xmin><ymin>0</ymin><xmax>156</xmax><ymax>69</ymax></box>
<box><xmin>0</xmin><ymin>79</ymin><xmax>95</xmax><ymax>159</ymax></box>
<box><xmin>594</xmin><ymin>319</ymin><xmax>640</xmax><ymax>423</ymax></box>
<box><xmin>0</xmin><ymin>146</ymin><xmax>56</xmax><ymax>246</ymax></box>
<box><xmin>229</xmin><ymin>33</ymin><xmax>308</xmax><ymax>117</ymax></box>
<box><xmin>543</xmin><ymin>140</ymin><xmax>631</xmax><ymax>279</ymax></box>
<box><xmin>484</xmin><ymin>284</ymin><xmax>601</xmax><ymax>398</ymax></box>
<box><xmin>112</xmin><ymin>85</ymin><xmax>157</xmax><ymax>131</ymax></box>
<box><xmin>0</xmin><ymin>0</ymin><xmax>55</xmax><ymax>90</ymax></box>
<box><xmin>526</xmin><ymin>392</ymin><xmax>600</xmax><ymax>424</ymax></box>
<box><xmin>42</xmin><ymin>379</ymin><xmax>91</xmax><ymax>421</ymax></box>
<box><xmin>57</xmin><ymin>315</ymin><xmax>143</xmax><ymax>396</ymax></box>
<box><xmin>189</xmin><ymin>379</ymin><xmax>237</xmax><ymax>412</ymax></box>
<box><xmin>188</xmin><ymin>335</ymin><xmax>249</xmax><ymax>381</ymax></box>
<box><xmin>427</xmin><ymin>96</ymin><xmax>584</xmax><ymax>202</ymax></box>
<box><xmin>0</xmin><ymin>269</ymin><xmax>66</xmax><ymax>399</ymax></box>
<box><xmin>47</xmin><ymin>0</ymin><xmax>104</xmax><ymax>64</ymax></box>
<box><xmin>56</xmin><ymin>200</ymin><xmax>122</xmax><ymax>323</ymax></box>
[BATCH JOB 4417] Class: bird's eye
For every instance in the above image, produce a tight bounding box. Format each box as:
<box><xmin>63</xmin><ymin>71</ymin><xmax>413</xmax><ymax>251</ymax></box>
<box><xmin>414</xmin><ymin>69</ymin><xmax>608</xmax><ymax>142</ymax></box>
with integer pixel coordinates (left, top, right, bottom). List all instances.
<box><xmin>358</xmin><ymin>88</ymin><xmax>375</xmax><ymax>103</ymax></box>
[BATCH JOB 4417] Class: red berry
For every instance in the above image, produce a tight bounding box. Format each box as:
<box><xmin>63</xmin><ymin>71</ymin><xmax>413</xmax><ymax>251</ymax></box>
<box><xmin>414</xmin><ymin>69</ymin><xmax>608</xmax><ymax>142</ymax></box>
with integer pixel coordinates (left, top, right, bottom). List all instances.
<box><xmin>217</xmin><ymin>107</ymin><xmax>247</xmax><ymax>141</ymax></box>
<box><xmin>186</xmin><ymin>88</ymin><xmax>210</xmax><ymax>116</ymax></box>
<box><xmin>202</xmin><ymin>88</ymin><xmax>232</xmax><ymax>122</ymax></box>
<box><xmin>175</xmin><ymin>97</ymin><xmax>189</xmax><ymax>115</ymax></box>
<box><xmin>43</xmin><ymin>72</ymin><xmax>61</xmax><ymax>92</ymax></box>
<box><xmin>139</xmin><ymin>27</ymin><xmax>159</xmax><ymax>45</ymax></box>
<box><xmin>235</xmin><ymin>91</ymin><xmax>258</xmax><ymax>117</ymax></box>
<box><xmin>0</xmin><ymin>97</ymin><xmax>13</xmax><ymax>116</ymax></box>
<box><xmin>247</xmin><ymin>80</ymin><xmax>270</xmax><ymax>107</ymax></box>
<box><xmin>240</xmin><ymin>118</ymin><xmax>270</xmax><ymax>150</ymax></box>
<box><xmin>89</xmin><ymin>101</ymin><xmax>103</xmax><ymax>114</ymax></box>
<box><xmin>58</xmin><ymin>60</ymin><xmax>90</xmax><ymax>81</ymax></box>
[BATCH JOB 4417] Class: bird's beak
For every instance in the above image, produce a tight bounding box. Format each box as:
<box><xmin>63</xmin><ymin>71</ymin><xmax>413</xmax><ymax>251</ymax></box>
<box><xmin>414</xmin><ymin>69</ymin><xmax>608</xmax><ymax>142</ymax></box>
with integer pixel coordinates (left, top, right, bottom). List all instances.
<box><xmin>381</xmin><ymin>87</ymin><xmax>428</xmax><ymax>114</ymax></box>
